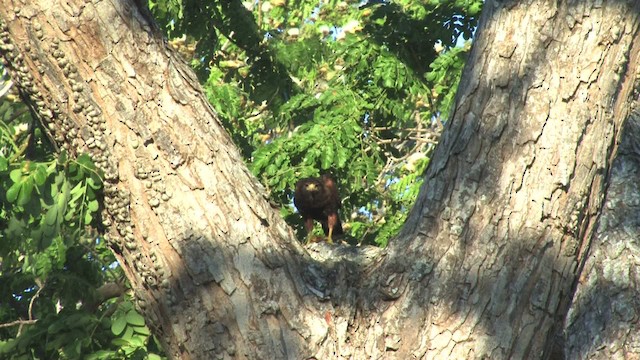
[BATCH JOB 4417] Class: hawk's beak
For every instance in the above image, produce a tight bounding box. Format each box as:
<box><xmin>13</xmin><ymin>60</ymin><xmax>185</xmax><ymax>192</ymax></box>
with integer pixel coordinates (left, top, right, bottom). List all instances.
<box><xmin>306</xmin><ymin>183</ymin><xmax>318</xmax><ymax>191</ymax></box>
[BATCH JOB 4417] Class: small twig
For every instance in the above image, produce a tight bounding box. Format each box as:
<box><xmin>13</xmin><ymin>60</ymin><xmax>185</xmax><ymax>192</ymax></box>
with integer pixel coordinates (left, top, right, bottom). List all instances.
<box><xmin>28</xmin><ymin>280</ymin><xmax>44</xmax><ymax>321</ymax></box>
<box><xmin>0</xmin><ymin>319</ymin><xmax>38</xmax><ymax>329</ymax></box>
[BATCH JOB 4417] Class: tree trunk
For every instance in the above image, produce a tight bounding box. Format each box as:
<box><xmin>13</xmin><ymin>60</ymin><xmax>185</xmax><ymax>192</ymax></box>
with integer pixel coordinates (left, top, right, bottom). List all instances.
<box><xmin>563</xmin><ymin>111</ymin><xmax>640</xmax><ymax>359</ymax></box>
<box><xmin>0</xmin><ymin>1</ymin><xmax>313</xmax><ymax>358</ymax></box>
<box><xmin>1</xmin><ymin>0</ymin><xmax>640</xmax><ymax>359</ymax></box>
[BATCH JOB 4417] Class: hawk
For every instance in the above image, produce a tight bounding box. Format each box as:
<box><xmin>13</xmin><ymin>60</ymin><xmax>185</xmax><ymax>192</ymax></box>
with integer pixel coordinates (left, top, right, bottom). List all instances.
<box><xmin>294</xmin><ymin>174</ymin><xmax>344</xmax><ymax>244</ymax></box>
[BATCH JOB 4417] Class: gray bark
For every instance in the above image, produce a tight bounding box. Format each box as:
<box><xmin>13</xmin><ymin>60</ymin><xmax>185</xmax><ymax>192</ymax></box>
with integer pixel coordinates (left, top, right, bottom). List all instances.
<box><xmin>564</xmin><ymin>108</ymin><xmax>640</xmax><ymax>359</ymax></box>
<box><xmin>395</xmin><ymin>0</ymin><xmax>640</xmax><ymax>358</ymax></box>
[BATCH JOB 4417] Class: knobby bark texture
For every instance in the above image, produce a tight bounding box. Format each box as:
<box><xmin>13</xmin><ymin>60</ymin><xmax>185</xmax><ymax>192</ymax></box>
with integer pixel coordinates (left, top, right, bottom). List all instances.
<box><xmin>2</xmin><ymin>0</ymin><xmax>640</xmax><ymax>359</ymax></box>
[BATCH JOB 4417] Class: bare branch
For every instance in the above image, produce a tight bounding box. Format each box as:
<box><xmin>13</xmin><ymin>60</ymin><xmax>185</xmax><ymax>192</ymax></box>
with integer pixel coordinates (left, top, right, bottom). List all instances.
<box><xmin>0</xmin><ymin>319</ymin><xmax>38</xmax><ymax>329</ymax></box>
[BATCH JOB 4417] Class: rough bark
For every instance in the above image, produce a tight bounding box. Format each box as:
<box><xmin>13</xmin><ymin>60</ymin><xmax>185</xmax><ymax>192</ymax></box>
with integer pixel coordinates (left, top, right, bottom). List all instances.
<box><xmin>564</xmin><ymin>108</ymin><xmax>640</xmax><ymax>359</ymax></box>
<box><xmin>1</xmin><ymin>0</ymin><xmax>640</xmax><ymax>359</ymax></box>
<box><xmin>393</xmin><ymin>0</ymin><xmax>640</xmax><ymax>358</ymax></box>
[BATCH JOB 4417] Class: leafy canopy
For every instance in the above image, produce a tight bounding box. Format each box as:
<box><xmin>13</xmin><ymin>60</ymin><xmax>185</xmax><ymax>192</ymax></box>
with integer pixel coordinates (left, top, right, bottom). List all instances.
<box><xmin>152</xmin><ymin>0</ymin><xmax>479</xmax><ymax>245</ymax></box>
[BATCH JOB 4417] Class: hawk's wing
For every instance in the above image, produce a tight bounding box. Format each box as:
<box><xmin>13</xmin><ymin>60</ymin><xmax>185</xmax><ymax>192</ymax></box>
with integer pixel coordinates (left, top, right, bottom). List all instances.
<box><xmin>321</xmin><ymin>174</ymin><xmax>341</xmax><ymax>209</ymax></box>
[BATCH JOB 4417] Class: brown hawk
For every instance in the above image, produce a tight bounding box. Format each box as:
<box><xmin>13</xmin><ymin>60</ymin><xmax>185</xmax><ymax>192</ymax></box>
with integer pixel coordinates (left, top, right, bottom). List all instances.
<box><xmin>293</xmin><ymin>174</ymin><xmax>344</xmax><ymax>244</ymax></box>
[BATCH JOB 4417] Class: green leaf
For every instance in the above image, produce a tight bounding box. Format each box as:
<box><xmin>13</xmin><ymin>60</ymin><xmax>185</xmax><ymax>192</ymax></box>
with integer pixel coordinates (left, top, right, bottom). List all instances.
<box><xmin>0</xmin><ymin>156</ymin><xmax>7</xmax><ymax>171</ymax></box>
<box><xmin>132</xmin><ymin>325</ymin><xmax>150</xmax><ymax>336</ymax></box>
<box><xmin>321</xmin><ymin>143</ymin><xmax>334</xmax><ymax>170</ymax></box>
<box><xmin>336</xmin><ymin>147</ymin><xmax>349</xmax><ymax>168</ymax></box>
<box><xmin>17</xmin><ymin>178</ymin><xmax>34</xmax><ymax>205</ymax></box>
<box><xmin>9</xmin><ymin>168</ymin><xmax>22</xmax><ymax>183</ymax></box>
<box><xmin>45</xmin><ymin>205</ymin><xmax>59</xmax><ymax>226</ymax></box>
<box><xmin>58</xmin><ymin>150</ymin><xmax>68</xmax><ymax>164</ymax></box>
<box><xmin>87</xmin><ymin>199</ymin><xmax>99</xmax><ymax>212</ymax></box>
<box><xmin>111</xmin><ymin>315</ymin><xmax>127</xmax><ymax>336</ymax></box>
<box><xmin>76</xmin><ymin>153</ymin><xmax>95</xmax><ymax>170</ymax></box>
<box><xmin>122</xmin><ymin>326</ymin><xmax>135</xmax><ymax>341</ymax></box>
<box><xmin>6</xmin><ymin>183</ymin><xmax>20</xmax><ymax>203</ymax></box>
<box><xmin>84</xmin><ymin>212</ymin><xmax>93</xmax><ymax>225</ymax></box>
<box><xmin>70</xmin><ymin>181</ymin><xmax>85</xmax><ymax>198</ymax></box>
<box><xmin>111</xmin><ymin>338</ymin><xmax>129</xmax><ymax>347</ymax></box>
<box><xmin>87</xmin><ymin>175</ymin><xmax>102</xmax><ymax>190</ymax></box>
<box><xmin>127</xmin><ymin>335</ymin><xmax>145</xmax><ymax>347</ymax></box>
<box><xmin>47</xmin><ymin>319</ymin><xmax>67</xmax><ymax>334</ymax></box>
<box><xmin>50</xmin><ymin>172</ymin><xmax>63</xmax><ymax>197</ymax></box>
<box><xmin>57</xmin><ymin>178</ymin><xmax>70</xmax><ymax>215</ymax></box>
<box><xmin>34</xmin><ymin>165</ymin><xmax>47</xmax><ymax>185</ymax></box>
<box><xmin>64</xmin><ymin>208</ymin><xmax>75</xmax><ymax>222</ymax></box>
<box><xmin>125</xmin><ymin>310</ymin><xmax>146</xmax><ymax>326</ymax></box>
<box><xmin>265</xmin><ymin>164</ymin><xmax>278</xmax><ymax>176</ymax></box>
